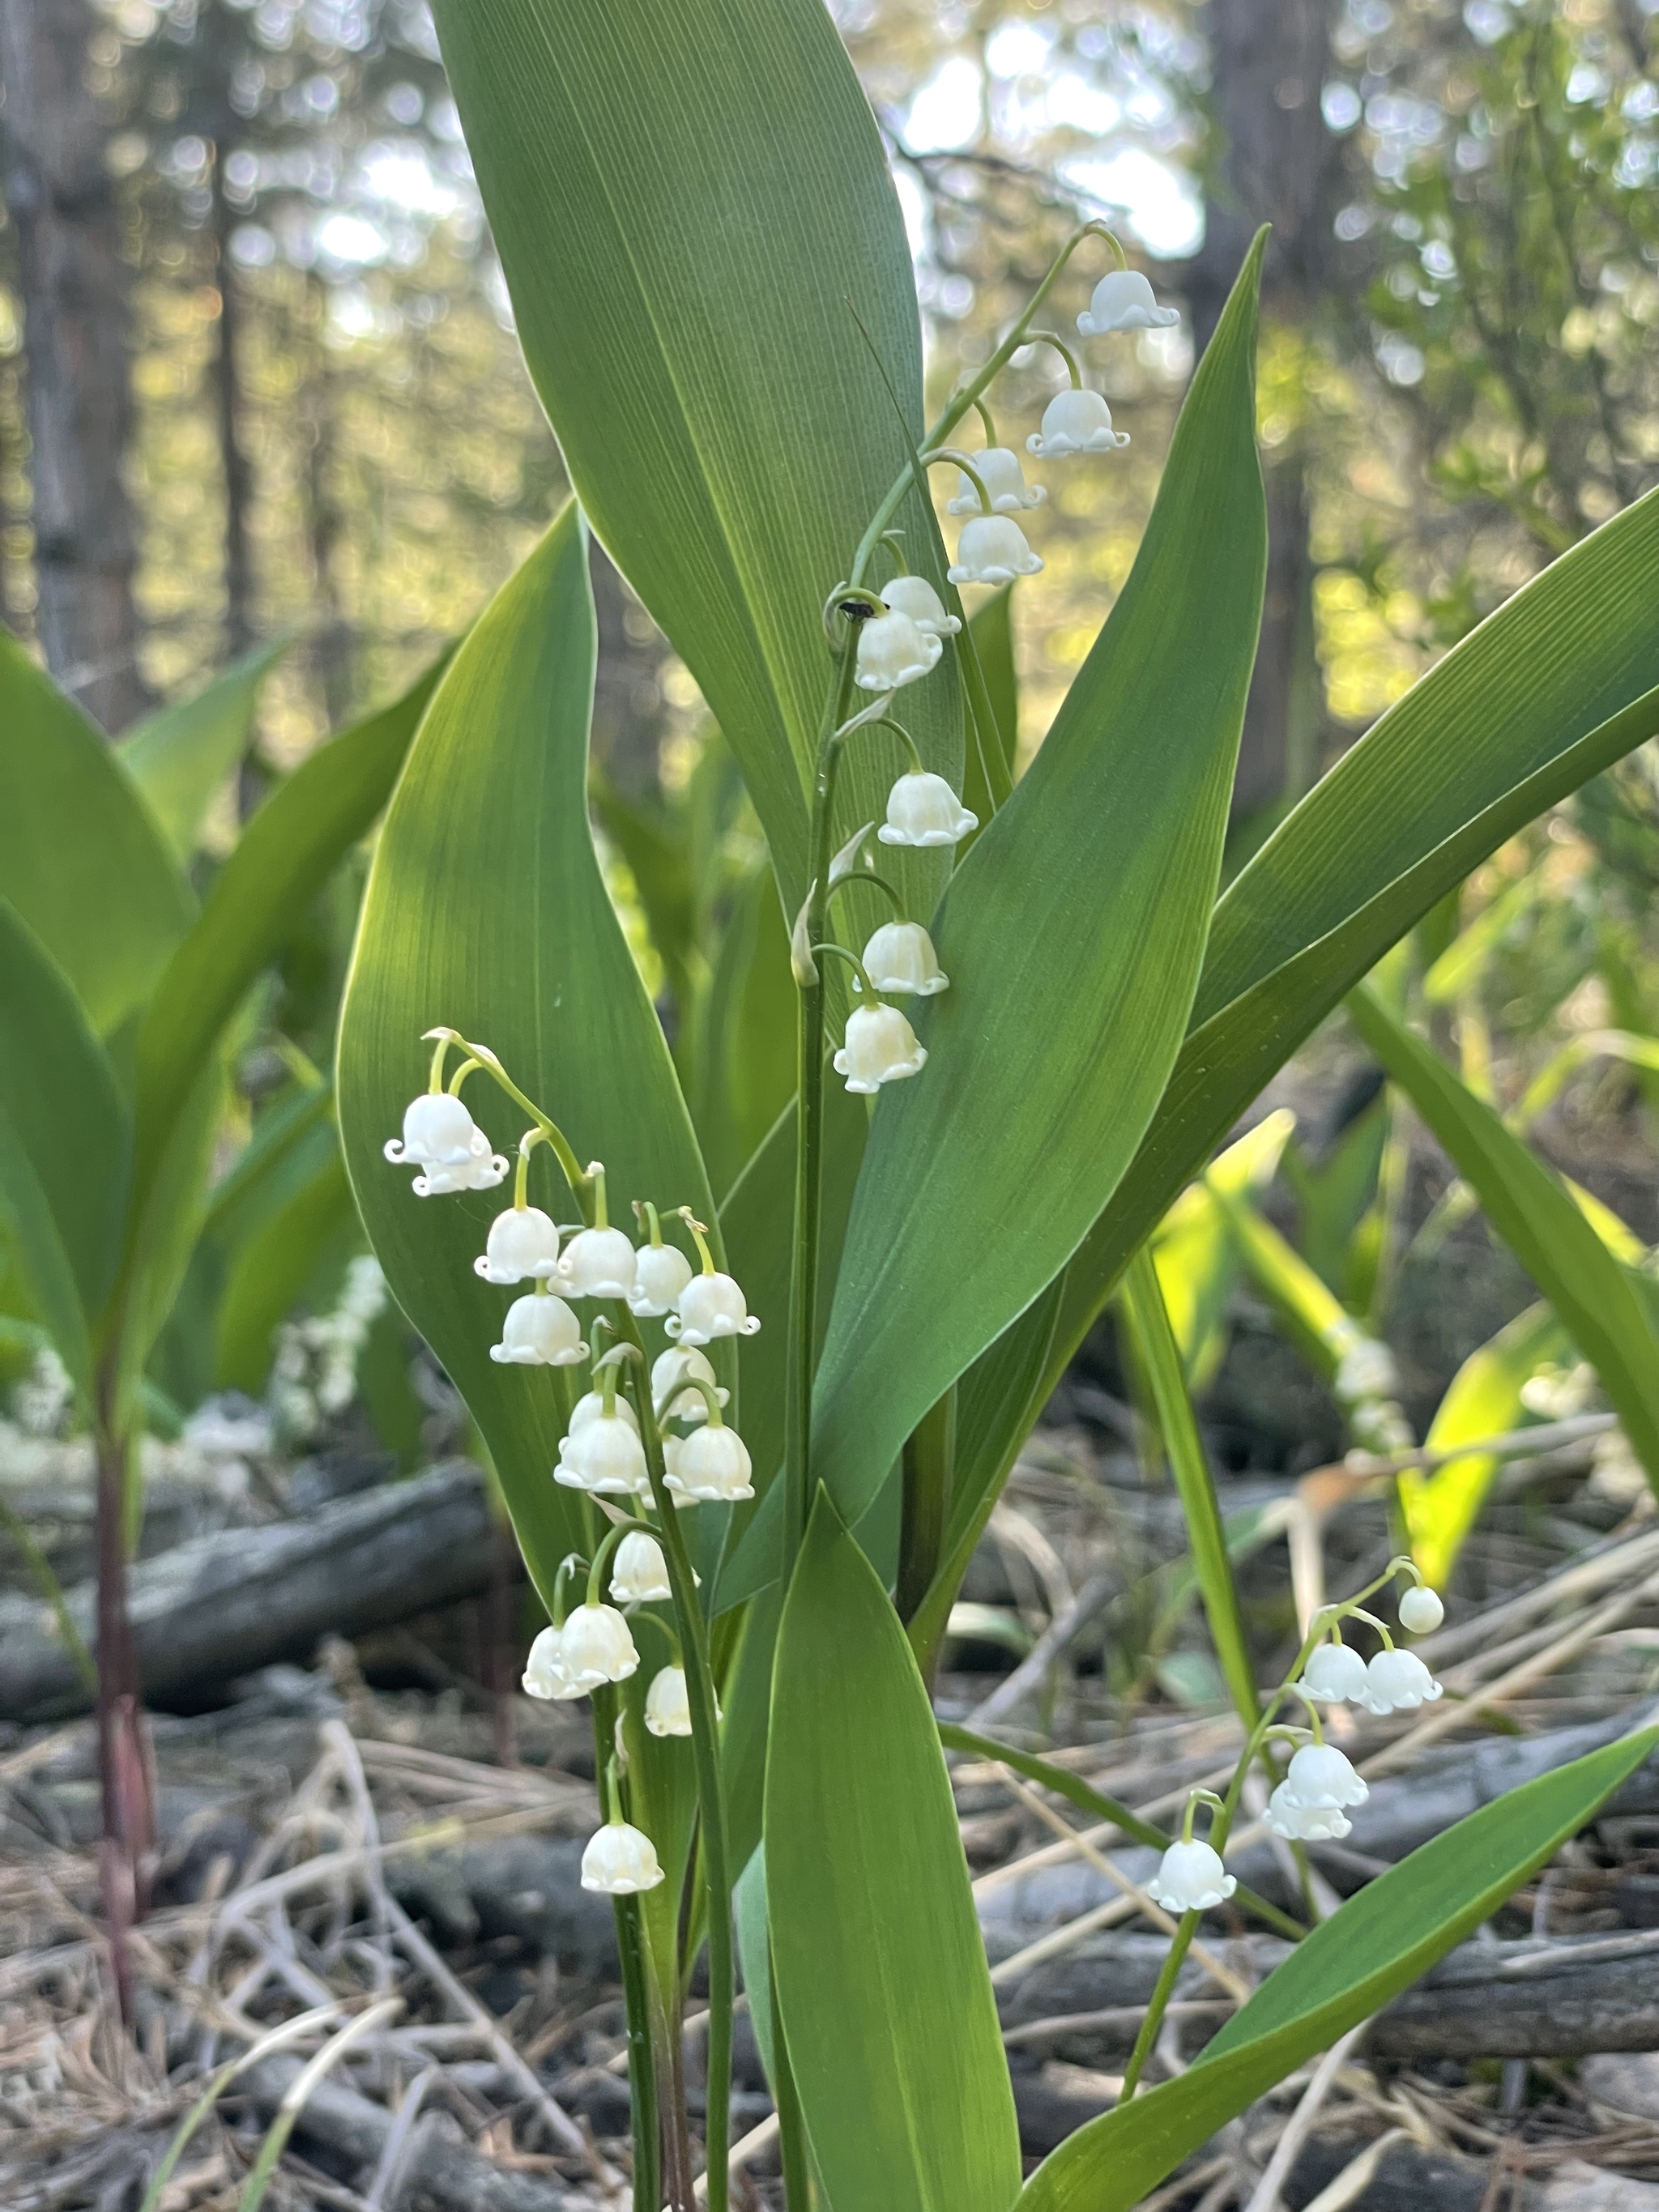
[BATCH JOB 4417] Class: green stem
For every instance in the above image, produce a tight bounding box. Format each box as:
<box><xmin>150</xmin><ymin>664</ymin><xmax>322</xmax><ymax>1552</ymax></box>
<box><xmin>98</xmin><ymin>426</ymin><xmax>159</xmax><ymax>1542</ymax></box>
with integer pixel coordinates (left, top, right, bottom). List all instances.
<box><xmin>785</xmin><ymin>637</ymin><xmax>859</xmax><ymax>1581</ymax></box>
<box><xmin>443</xmin><ymin>1034</ymin><xmax>591</xmax><ymax>1203</ymax></box>
<box><xmin>896</xmin><ymin>1387</ymin><xmax>954</xmax><ymax>1639</ymax></box>
<box><xmin>603</xmin><ymin>1698</ymin><xmax>663</xmax><ymax>2212</ymax></box>
<box><xmin>622</xmin><ymin>1314</ymin><xmax>734</xmax><ymax>2212</ymax></box>
<box><xmin>1120</xmin><ymin>1919</ymin><xmax>1195</xmax><ymax>2100</ymax></box>
<box><xmin>847</xmin><ymin>219</ymin><xmax>1124</xmax><ymax>588</ymax></box>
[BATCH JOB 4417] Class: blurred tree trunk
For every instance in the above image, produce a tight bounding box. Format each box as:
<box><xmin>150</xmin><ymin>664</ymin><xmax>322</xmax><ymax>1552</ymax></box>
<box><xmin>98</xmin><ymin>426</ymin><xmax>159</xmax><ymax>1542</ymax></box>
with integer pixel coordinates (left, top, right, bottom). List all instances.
<box><xmin>588</xmin><ymin>535</ymin><xmax>671</xmax><ymax>800</ymax></box>
<box><xmin>1187</xmin><ymin>0</ymin><xmax>1338</xmax><ymax>822</ymax></box>
<box><xmin>0</xmin><ymin>0</ymin><xmax>147</xmax><ymax>733</ymax></box>
<box><xmin>209</xmin><ymin>141</ymin><xmax>256</xmax><ymax>663</ymax></box>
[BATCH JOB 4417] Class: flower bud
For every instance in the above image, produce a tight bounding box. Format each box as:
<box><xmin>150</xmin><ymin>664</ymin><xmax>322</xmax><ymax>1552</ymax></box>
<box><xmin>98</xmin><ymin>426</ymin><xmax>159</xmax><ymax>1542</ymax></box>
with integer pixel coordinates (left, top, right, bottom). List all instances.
<box><xmin>1077</xmin><ymin>269</ymin><xmax>1179</xmax><ymax>335</ymax></box>
<box><xmin>1281</xmin><ymin>1743</ymin><xmax>1368</xmax><ymax>1812</ymax></box>
<box><xmin>667</xmin><ymin>1272</ymin><xmax>760</xmax><ymax>1346</ymax></box>
<box><xmin>1397</xmin><ymin>1585</ymin><xmax>1444</xmax><ymax>1635</ymax></box>
<box><xmin>663</xmin><ymin>1422</ymin><xmax>754</xmax><ymax>1503</ymax></box>
<box><xmin>645</xmin><ymin>1664</ymin><xmax>693</xmax><ymax>1737</ymax></box>
<box><xmin>1363</xmin><ymin>1647</ymin><xmax>1442</xmax><ymax>1715</ymax></box>
<box><xmin>1026</xmin><ymin>387</ymin><xmax>1129</xmax><ymax>459</ymax></box>
<box><xmin>880</xmin><ymin>574</ymin><xmax>960</xmax><ymax>637</ymax></box>
<box><xmin>609</xmin><ymin>1531</ymin><xmax>673</xmax><ymax>1605</ymax></box>
<box><xmin>1265</xmin><ymin>1783</ymin><xmax>1353</xmax><ymax>1843</ymax></box>
<box><xmin>1146</xmin><ymin>1839</ymin><xmax>1235</xmax><ymax>1913</ymax></box>
<box><xmin>555</xmin><ymin>1413</ymin><xmax>650</xmax><ymax>1498</ymax></box>
<box><xmin>834</xmin><ymin>1003</ymin><xmax>927</xmax><ymax>1094</ymax></box>
<box><xmin>1296</xmin><ymin>1641</ymin><xmax>1371</xmax><ymax>1706</ymax></box>
<box><xmin>652</xmin><ymin>1346</ymin><xmax>727</xmax><ymax>1423</ymax></box>
<box><xmin>490</xmin><ymin>1292</ymin><xmax>588</xmax><ymax>1367</ymax></box>
<box><xmin>475</xmin><ymin>1205</ymin><xmax>562</xmax><ymax>1283</ymax></box>
<box><xmin>945</xmin><ymin>446</ymin><xmax>1045</xmax><ymax>515</ymax></box>
<box><xmin>947</xmin><ymin>514</ymin><xmax>1043</xmax><ymax>587</ymax></box>
<box><xmin>854</xmin><ymin>608</ymin><xmax>942</xmax><ymax>693</ymax></box>
<box><xmin>521</xmin><ymin>1624</ymin><xmax>571</xmax><ymax>1700</ymax></box>
<box><xmin>555</xmin><ymin>1601</ymin><xmax>639</xmax><ymax>1693</ymax></box>
<box><xmin>581</xmin><ymin>1820</ymin><xmax>665</xmax><ymax>1894</ymax></box>
<box><xmin>861</xmin><ymin>920</ymin><xmax>949</xmax><ymax>998</ymax></box>
<box><xmin>876</xmin><ymin>769</ymin><xmax>978</xmax><ymax>849</ymax></box>
<box><xmin>629</xmin><ymin>1242</ymin><xmax>694</xmax><ymax>1318</ymax></box>
<box><xmin>384</xmin><ymin>1093</ymin><xmax>508</xmax><ymax>1196</ymax></box>
<box><xmin>559</xmin><ymin>1226</ymin><xmax>638</xmax><ymax>1300</ymax></box>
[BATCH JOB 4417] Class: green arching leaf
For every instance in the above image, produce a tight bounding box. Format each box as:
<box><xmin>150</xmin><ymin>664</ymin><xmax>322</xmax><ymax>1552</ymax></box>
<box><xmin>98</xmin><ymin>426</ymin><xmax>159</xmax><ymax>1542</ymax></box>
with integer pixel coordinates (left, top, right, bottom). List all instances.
<box><xmin>1153</xmin><ymin>1108</ymin><xmax>1294</xmax><ymax>1385</ymax></box>
<box><xmin>694</xmin><ymin>863</ymin><xmax>796</xmax><ymax>1204</ymax></box>
<box><xmin>1039</xmin><ymin>676</ymin><xmax>1659</xmax><ymax>1436</ymax></box>
<box><xmin>0</xmin><ymin>629</ymin><xmax>194</xmax><ymax>1034</ymax></box>
<box><xmin>0</xmin><ymin>901</ymin><xmax>131</xmax><ymax>1328</ymax></box>
<box><xmin>117</xmin><ymin>1045</ymin><xmax>233</xmax><ymax>1411</ymax></box>
<box><xmin>429</xmin><ymin>0</ymin><xmax>962</xmax><ymax>914</ymax></box>
<box><xmin>1350</xmin><ymin>985</ymin><xmax>1659</xmax><ymax>1489</ymax></box>
<box><xmin>337</xmin><ymin>508</ymin><xmax>717</xmax><ymax>1606</ymax></box>
<box><xmin>214</xmin><ymin>1142</ymin><xmax>358</xmax><ymax>1397</ymax></box>
<box><xmin>119</xmin><ymin>640</ymin><xmax>287</xmax><ymax>863</ymax></box>
<box><xmin>1405</xmin><ymin>1302</ymin><xmax>1571</xmax><ymax>1588</ymax></box>
<box><xmin>766</xmin><ymin>1491</ymin><xmax>1022</xmax><ymax>2212</ymax></box>
<box><xmin>808</xmin><ymin>236</ymin><xmax>1269</xmax><ymax>1534</ymax></box>
<box><xmin>130</xmin><ymin>653</ymin><xmax>448</xmax><ymax>1238</ymax></box>
<box><xmin>970</xmin><ymin>584</ymin><xmax>1018</xmax><ymax>774</ymax></box>
<box><xmin>1015</xmin><ymin>1728</ymin><xmax>1657</xmax><ymax>2212</ymax></box>
<box><xmin>590</xmin><ymin>771</ymin><xmax>699</xmax><ymax>1021</ymax></box>
<box><xmin>0</xmin><ymin>1109</ymin><xmax>92</xmax><ymax>1395</ymax></box>
<box><xmin>1120</xmin><ymin>1248</ymin><xmax>1257</xmax><ymax>1731</ymax></box>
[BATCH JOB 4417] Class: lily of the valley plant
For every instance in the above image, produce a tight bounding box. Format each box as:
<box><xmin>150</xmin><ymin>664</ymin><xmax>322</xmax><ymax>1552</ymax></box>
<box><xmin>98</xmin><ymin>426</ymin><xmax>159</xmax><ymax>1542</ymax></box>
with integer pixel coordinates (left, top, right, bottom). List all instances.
<box><xmin>335</xmin><ymin>4</ymin><xmax>1659</xmax><ymax>2211</ymax></box>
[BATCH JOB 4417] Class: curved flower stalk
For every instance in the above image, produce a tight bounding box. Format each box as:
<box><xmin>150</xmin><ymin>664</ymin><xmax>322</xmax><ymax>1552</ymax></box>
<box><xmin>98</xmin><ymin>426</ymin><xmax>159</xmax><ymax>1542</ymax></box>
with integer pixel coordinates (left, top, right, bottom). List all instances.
<box><xmin>1119</xmin><ymin>1555</ymin><xmax>1444</xmax><ymax>2099</ymax></box>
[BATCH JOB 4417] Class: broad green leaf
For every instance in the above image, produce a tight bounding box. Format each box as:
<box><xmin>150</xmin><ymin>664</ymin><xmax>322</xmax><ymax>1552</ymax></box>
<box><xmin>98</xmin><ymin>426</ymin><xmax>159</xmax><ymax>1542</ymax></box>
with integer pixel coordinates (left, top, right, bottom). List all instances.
<box><xmin>119</xmin><ymin>641</ymin><xmax>286</xmax><ymax>862</ymax></box>
<box><xmin>1017</xmin><ymin>1727</ymin><xmax>1658</xmax><ymax>2212</ymax></box>
<box><xmin>117</xmin><ymin>1046</ymin><xmax>232</xmax><ymax>1410</ymax></box>
<box><xmin>337</xmin><ymin>508</ymin><xmax>716</xmax><ymax>1605</ymax></box>
<box><xmin>1043</xmin><ymin>472</ymin><xmax>1659</xmax><ymax>1404</ymax></box>
<box><xmin>590</xmin><ymin>771</ymin><xmax>699</xmax><ymax>1021</ymax></box>
<box><xmin>0</xmin><ymin>1114</ymin><xmax>92</xmax><ymax>1394</ymax></box>
<box><xmin>429</xmin><ymin>0</ymin><xmax>961</xmax><ymax>913</ymax></box>
<box><xmin>130</xmin><ymin>654</ymin><xmax>446</xmax><ymax>1237</ymax></box>
<box><xmin>0</xmin><ymin>629</ymin><xmax>194</xmax><ymax>1034</ymax></box>
<box><xmin>0</xmin><ymin>902</ymin><xmax>130</xmax><ymax>1330</ymax></box>
<box><xmin>695</xmin><ymin>863</ymin><xmax>795</xmax><ymax>1204</ymax></box>
<box><xmin>808</xmin><ymin>237</ymin><xmax>1269</xmax><ymax>1532</ymax></box>
<box><xmin>215</xmin><ymin>1143</ymin><xmax>356</xmax><ymax>1396</ymax></box>
<box><xmin>767</xmin><ymin>1491</ymin><xmax>1021</xmax><ymax>2212</ymax></box>
<box><xmin>1350</xmin><ymin>985</ymin><xmax>1659</xmax><ymax>1487</ymax></box>
<box><xmin>1404</xmin><ymin>1302</ymin><xmax>1570</xmax><ymax>1588</ymax></box>
<box><xmin>1120</xmin><ymin>1248</ymin><xmax>1257</xmax><ymax>1729</ymax></box>
<box><xmin>961</xmin><ymin>585</ymin><xmax>1018</xmax><ymax>833</ymax></box>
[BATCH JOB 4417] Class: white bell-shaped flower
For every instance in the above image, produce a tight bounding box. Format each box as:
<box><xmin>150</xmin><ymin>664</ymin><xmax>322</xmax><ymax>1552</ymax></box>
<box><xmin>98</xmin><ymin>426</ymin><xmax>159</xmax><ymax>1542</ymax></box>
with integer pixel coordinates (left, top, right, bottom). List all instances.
<box><xmin>569</xmin><ymin>1389</ymin><xmax>640</xmax><ymax>1435</ymax></box>
<box><xmin>667</xmin><ymin>1272</ymin><xmax>760</xmax><ymax>1346</ymax></box>
<box><xmin>581</xmin><ymin>1820</ymin><xmax>665</xmax><ymax>1894</ymax></box>
<box><xmin>474</xmin><ymin>1205</ymin><xmax>562</xmax><ymax>1283</ymax></box>
<box><xmin>558</xmin><ymin>1226</ymin><xmax>638</xmax><ymax>1300</ymax></box>
<box><xmin>490</xmin><ymin>1291</ymin><xmax>587</xmax><ymax>1368</ymax></box>
<box><xmin>1363</xmin><ymin>1647</ymin><xmax>1443</xmax><ymax>1714</ymax></box>
<box><xmin>1280</xmin><ymin>1743</ymin><xmax>1368</xmax><ymax>1813</ymax></box>
<box><xmin>554</xmin><ymin>1601</ymin><xmax>639</xmax><ymax>1693</ymax></box>
<box><xmin>1146</xmin><ymin>1839</ymin><xmax>1235</xmax><ymax>1914</ymax></box>
<box><xmin>521</xmin><ymin>1624</ymin><xmax>571</xmax><ymax>1701</ymax></box>
<box><xmin>1398</xmin><ymin>1585</ymin><xmax>1444</xmax><ymax>1635</ymax></box>
<box><xmin>645</xmin><ymin>1664</ymin><xmax>693</xmax><ymax>1738</ymax></box>
<box><xmin>652</xmin><ymin>1346</ymin><xmax>728</xmax><ymax>1423</ymax></box>
<box><xmin>855</xmin><ymin>608</ymin><xmax>942</xmax><ymax>693</ymax></box>
<box><xmin>663</xmin><ymin>1422</ymin><xmax>754</xmax><ymax>1503</ymax></box>
<box><xmin>384</xmin><ymin>1093</ymin><xmax>509</xmax><ymax>1196</ymax></box>
<box><xmin>861</xmin><ymin>920</ymin><xmax>949</xmax><ymax>998</ymax></box>
<box><xmin>555</xmin><ymin>1413</ymin><xmax>650</xmax><ymax>1498</ymax></box>
<box><xmin>1296</xmin><ymin>1641</ymin><xmax>1371</xmax><ymax>1706</ymax></box>
<box><xmin>609</xmin><ymin>1531</ymin><xmax>673</xmax><ymax>1605</ymax></box>
<box><xmin>1265</xmin><ymin>1782</ymin><xmax>1353</xmax><ymax>1843</ymax></box>
<box><xmin>945</xmin><ymin>446</ymin><xmax>1045</xmax><ymax>514</ymax></box>
<box><xmin>948</xmin><ymin>514</ymin><xmax>1043</xmax><ymax>587</ymax></box>
<box><xmin>876</xmin><ymin>769</ymin><xmax>978</xmax><ymax>848</ymax></box>
<box><xmin>1027</xmin><ymin>387</ymin><xmax>1129</xmax><ymax>458</ymax></box>
<box><xmin>1077</xmin><ymin>268</ymin><xmax>1179</xmax><ymax>335</ymax></box>
<box><xmin>1334</xmin><ymin>1339</ymin><xmax>1399</xmax><ymax>1402</ymax></box>
<box><xmin>880</xmin><ymin>574</ymin><xmax>960</xmax><ymax>637</ymax></box>
<box><xmin>834</xmin><ymin>1004</ymin><xmax>927</xmax><ymax>1095</ymax></box>
<box><xmin>629</xmin><ymin>1242</ymin><xmax>694</xmax><ymax>1318</ymax></box>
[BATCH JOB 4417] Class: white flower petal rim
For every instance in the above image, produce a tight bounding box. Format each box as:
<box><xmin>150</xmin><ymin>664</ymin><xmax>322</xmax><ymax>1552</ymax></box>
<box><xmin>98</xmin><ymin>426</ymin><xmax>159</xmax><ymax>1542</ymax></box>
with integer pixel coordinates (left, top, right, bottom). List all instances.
<box><xmin>554</xmin><ymin>1603</ymin><xmax>639</xmax><ymax>1694</ymax></box>
<box><xmin>854</xmin><ymin>608</ymin><xmax>943</xmax><ymax>693</ymax></box>
<box><xmin>474</xmin><ymin>1205</ymin><xmax>563</xmax><ymax>1283</ymax></box>
<box><xmin>1363</xmin><ymin>1647</ymin><xmax>1443</xmax><ymax>1713</ymax></box>
<box><xmin>581</xmin><ymin>1822</ymin><xmax>665</xmax><ymax>1894</ymax></box>
<box><xmin>489</xmin><ymin>1292</ymin><xmax>588</xmax><ymax>1368</ymax></box>
<box><xmin>667</xmin><ymin>1273</ymin><xmax>760</xmax><ymax>1346</ymax></box>
<box><xmin>1077</xmin><ymin>269</ymin><xmax>1179</xmax><ymax>335</ymax></box>
<box><xmin>834</xmin><ymin>1003</ymin><xmax>928</xmax><ymax>1094</ymax></box>
<box><xmin>860</xmin><ymin>920</ymin><xmax>949</xmax><ymax>998</ymax></box>
<box><xmin>876</xmin><ymin>770</ymin><xmax>978</xmax><ymax>849</ymax></box>
<box><xmin>629</xmin><ymin>1242</ymin><xmax>695</xmax><ymax>1317</ymax></box>
<box><xmin>645</xmin><ymin>1665</ymin><xmax>693</xmax><ymax>1738</ymax></box>
<box><xmin>609</xmin><ymin>1532</ymin><xmax>673</xmax><ymax>1605</ymax></box>
<box><xmin>945</xmin><ymin>445</ymin><xmax>1045</xmax><ymax>514</ymax></box>
<box><xmin>1146</xmin><ymin>1839</ymin><xmax>1235</xmax><ymax>1914</ymax></box>
<box><xmin>1296</xmin><ymin>1642</ymin><xmax>1371</xmax><ymax>1706</ymax></box>
<box><xmin>947</xmin><ymin>514</ymin><xmax>1043</xmax><ymax>588</ymax></box>
<box><xmin>1026</xmin><ymin>388</ymin><xmax>1129</xmax><ymax>459</ymax></box>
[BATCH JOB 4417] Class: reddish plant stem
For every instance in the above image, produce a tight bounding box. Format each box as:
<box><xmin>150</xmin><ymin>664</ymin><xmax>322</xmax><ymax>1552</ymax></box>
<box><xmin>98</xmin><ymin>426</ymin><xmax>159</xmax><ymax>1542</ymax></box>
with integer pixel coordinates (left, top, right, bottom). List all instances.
<box><xmin>93</xmin><ymin>1405</ymin><xmax>154</xmax><ymax>2022</ymax></box>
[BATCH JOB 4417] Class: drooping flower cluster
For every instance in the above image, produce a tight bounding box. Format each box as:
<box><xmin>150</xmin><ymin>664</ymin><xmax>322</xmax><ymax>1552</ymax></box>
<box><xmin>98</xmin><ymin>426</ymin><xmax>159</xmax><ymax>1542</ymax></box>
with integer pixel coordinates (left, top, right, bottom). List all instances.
<box><xmin>384</xmin><ymin>1040</ymin><xmax>763</xmax><ymax>1895</ymax></box>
